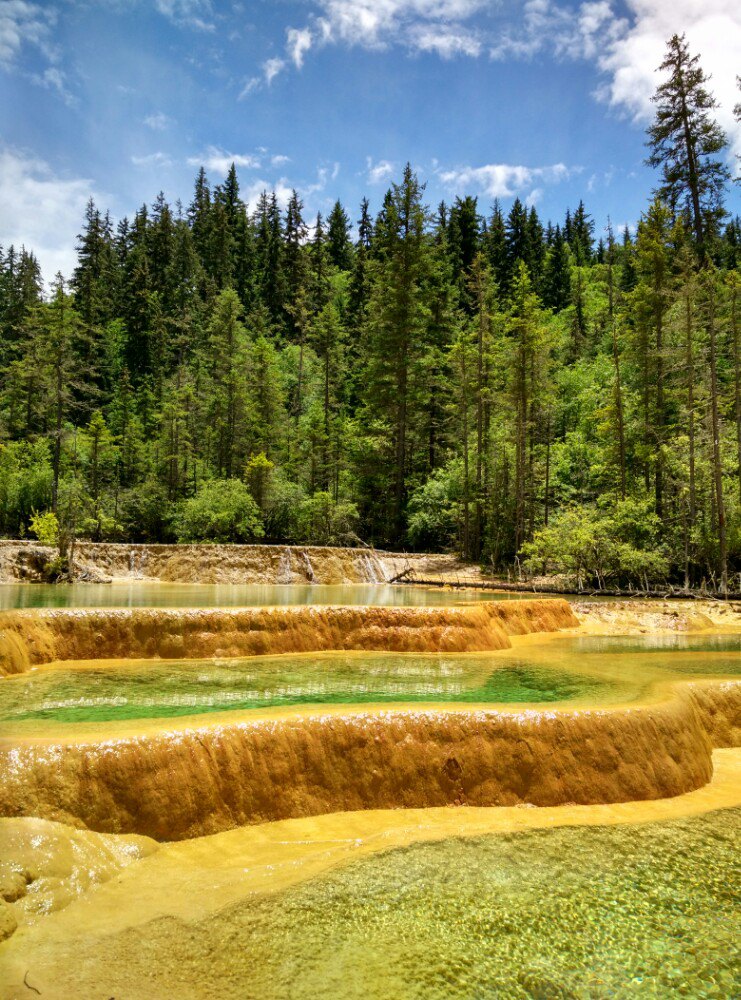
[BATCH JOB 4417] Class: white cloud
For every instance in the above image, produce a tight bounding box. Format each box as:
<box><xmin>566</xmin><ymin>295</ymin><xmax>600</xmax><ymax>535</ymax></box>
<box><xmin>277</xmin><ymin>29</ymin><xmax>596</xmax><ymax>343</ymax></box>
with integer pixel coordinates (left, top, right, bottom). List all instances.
<box><xmin>0</xmin><ymin>0</ymin><xmax>56</xmax><ymax>69</ymax></box>
<box><xmin>438</xmin><ymin>161</ymin><xmax>573</xmax><ymax>199</ymax></box>
<box><xmin>316</xmin><ymin>0</ymin><xmax>487</xmax><ymax>50</ymax></box>
<box><xmin>367</xmin><ymin>157</ymin><xmax>395</xmax><ymax>184</ymax></box>
<box><xmin>263</xmin><ymin>56</ymin><xmax>286</xmax><ymax>84</ymax></box>
<box><xmin>256</xmin><ymin>0</ymin><xmax>488</xmax><ymax>83</ymax></box>
<box><xmin>144</xmin><ymin>112</ymin><xmax>173</xmax><ymax>130</ymax></box>
<box><xmin>187</xmin><ymin>146</ymin><xmax>262</xmax><ymax>175</ymax></box>
<box><xmin>287</xmin><ymin>26</ymin><xmax>312</xmax><ymax>68</ymax></box>
<box><xmin>0</xmin><ymin>147</ymin><xmax>101</xmax><ymax>284</ymax></box>
<box><xmin>271</xmin><ymin>154</ymin><xmax>291</xmax><ymax>167</ymax></box>
<box><xmin>131</xmin><ymin>151</ymin><xmax>173</xmax><ymax>167</ymax></box>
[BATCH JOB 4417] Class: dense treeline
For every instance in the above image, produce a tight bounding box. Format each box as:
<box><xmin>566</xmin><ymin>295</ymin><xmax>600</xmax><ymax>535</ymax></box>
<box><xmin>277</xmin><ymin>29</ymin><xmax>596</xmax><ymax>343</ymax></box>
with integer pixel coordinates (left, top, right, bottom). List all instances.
<box><xmin>1</xmin><ymin>35</ymin><xmax>739</xmax><ymax>589</ymax></box>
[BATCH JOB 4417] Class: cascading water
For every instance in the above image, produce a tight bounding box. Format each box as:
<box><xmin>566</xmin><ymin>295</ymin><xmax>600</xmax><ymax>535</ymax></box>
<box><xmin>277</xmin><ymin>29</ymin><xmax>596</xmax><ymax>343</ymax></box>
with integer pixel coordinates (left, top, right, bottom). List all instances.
<box><xmin>302</xmin><ymin>551</ymin><xmax>315</xmax><ymax>582</ymax></box>
<box><xmin>277</xmin><ymin>547</ymin><xmax>292</xmax><ymax>584</ymax></box>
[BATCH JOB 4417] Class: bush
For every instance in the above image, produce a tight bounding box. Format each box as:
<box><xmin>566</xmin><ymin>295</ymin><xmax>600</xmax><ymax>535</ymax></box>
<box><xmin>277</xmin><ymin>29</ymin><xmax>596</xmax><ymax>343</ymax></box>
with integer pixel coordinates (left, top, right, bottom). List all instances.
<box><xmin>296</xmin><ymin>491</ymin><xmax>359</xmax><ymax>546</ymax></box>
<box><xmin>520</xmin><ymin>498</ymin><xmax>669</xmax><ymax>590</ymax></box>
<box><xmin>173</xmin><ymin>479</ymin><xmax>264</xmax><ymax>543</ymax></box>
<box><xmin>406</xmin><ymin>463</ymin><xmax>463</xmax><ymax>551</ymax></box>
<box><xmin>29</xmin><ymin>510</ymin><xmax>59</xmax><ymax>547</ymax></box>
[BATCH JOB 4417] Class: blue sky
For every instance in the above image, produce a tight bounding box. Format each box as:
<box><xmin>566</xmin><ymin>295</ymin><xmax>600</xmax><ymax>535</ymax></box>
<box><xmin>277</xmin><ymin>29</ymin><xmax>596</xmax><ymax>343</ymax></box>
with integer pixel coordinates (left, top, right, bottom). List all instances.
<box><xmin>1</xmin><ymin>0</ymin><xmax>739</xmax><ymax>282</ymax></box>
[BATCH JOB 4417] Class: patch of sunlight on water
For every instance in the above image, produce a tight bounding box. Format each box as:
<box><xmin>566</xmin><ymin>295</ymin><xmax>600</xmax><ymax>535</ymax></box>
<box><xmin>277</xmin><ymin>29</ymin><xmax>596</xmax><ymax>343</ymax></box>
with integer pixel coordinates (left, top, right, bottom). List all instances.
<box><xmin>0</xmin><ymin>582</ymin><xmax>551</xmax><ymax>609</ymax></box>
<box><xmin>57</xmin><ymin>807</ymin><xmax>741</xmax><ymax>1000</ymax></box>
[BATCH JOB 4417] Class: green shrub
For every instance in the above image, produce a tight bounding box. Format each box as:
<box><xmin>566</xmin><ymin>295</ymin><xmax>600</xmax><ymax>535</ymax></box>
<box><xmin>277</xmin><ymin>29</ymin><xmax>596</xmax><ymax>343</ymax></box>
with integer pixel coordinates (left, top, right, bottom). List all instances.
<box><xmin>173</xmin><ymin>479</ymin><xmax>264</xmax><ymax>543</ymax></box>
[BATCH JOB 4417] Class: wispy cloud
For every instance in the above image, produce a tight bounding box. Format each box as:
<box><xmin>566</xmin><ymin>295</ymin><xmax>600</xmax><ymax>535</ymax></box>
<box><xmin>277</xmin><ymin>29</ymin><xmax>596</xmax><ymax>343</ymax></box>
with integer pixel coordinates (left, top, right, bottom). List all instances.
<box><xmin>154</xmin><ymin>0</ymin><xmax>215</xmax><ymax>31</ymax></box>
<box><xmin>263</xmin><ymin>56</ymin><xmax>286</xmax><ymax>84</ymax></box>
<box><xmin>131</xmin><ymin>151</ymin><xmax>174</xmax><ymax>168</ymax></box>
<box><xmin>241</xmin><ymin>178</ymin><xmax>294</xmax><ymax>211</ymax></box>
<box><xmin>366</xmin><ymin>157</ymin><xmax>395</xmax><ymax>184</ymax></box>
<box><xmin>239</xmin><ymin>76</ymin><xmax>261</xmax><ymax>99</ymax></box>
<box><xmin>0</xmin><ymin>0</ymin><xmax>57</xmax><ymax>69</ymax></box>
<box><xmin>30</xmin><ymin>65</ymin><xmax>75</xmax><ymax>105</ymax></box>
<box><xmin>239</xmin><ymin>0</ymin><xmax>487</xmax><ymax>94</ymax></box>
<box><xmin>287</xmin><ymin>26</ymin><xmax>312</xmax><ymax>68</ymax></box>
<box><xmin>437</xmin><ymin>161</ymin><xmax>574</xmax><ymax>199</ymax></box>
<box><xmin>186</xmin><ymin>146</ymin><xmax>263</xmax><ymax>175</ymax></box>
<box><xmin>314</xmin><ymin>0</ymin><xmax>487</xmax><ymax>51</ymax></box>
<box><xmin>144</xmin><ymin>112</ymin><xmax>173</xmax><ymax>131</ymax></box>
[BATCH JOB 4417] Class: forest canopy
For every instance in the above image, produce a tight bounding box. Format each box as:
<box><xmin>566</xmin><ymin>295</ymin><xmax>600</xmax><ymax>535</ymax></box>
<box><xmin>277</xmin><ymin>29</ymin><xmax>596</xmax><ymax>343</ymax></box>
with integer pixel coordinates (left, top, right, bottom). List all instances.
<box><xmin>1</xmin><ymin>35</ymin><xmax>739</xmax><ymax>591</ymax></box>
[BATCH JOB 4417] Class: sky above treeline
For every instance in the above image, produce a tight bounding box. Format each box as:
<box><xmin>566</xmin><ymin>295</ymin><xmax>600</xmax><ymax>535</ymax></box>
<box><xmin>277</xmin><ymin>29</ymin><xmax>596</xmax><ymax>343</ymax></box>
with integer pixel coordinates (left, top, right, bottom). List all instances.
<box><xmin>1</xmin><ymin>0</ymin><xmax>740</xmax><ymax>283</ymax></box>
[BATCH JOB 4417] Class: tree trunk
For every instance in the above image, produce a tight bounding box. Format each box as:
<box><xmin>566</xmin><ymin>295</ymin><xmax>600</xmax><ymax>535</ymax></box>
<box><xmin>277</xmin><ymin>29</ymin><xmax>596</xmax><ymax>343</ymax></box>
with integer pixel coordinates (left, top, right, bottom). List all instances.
<box><xmin>706</xmin><ymin>274</ymin><xmax>727</xmax><ymax>593</ymax></box>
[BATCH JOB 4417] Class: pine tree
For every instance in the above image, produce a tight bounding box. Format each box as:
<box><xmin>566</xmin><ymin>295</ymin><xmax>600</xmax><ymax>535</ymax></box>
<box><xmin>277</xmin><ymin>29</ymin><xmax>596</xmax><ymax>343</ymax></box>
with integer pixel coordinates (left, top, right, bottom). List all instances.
<box><xmin>505</xmin><ymin>198</ymin><xmax>529</xmax><ymax>275</ymax></box>
<box><xmin>646</xmin><ymin>33</ymin><xmax>730</xmax><ymax>252</ymax></box>
<box><xmin>284</xmin><ymin>190</ymin><xmax>308</xmax><ymax>297</ymax></box>
<box><xmin>570</xmin><ymin>200</ymin><xmax>594</xmax><ymax>265</ymax></box>
<box><xmin>204</xmin><ymin>288</ymin><xmax>249</xmax><ymax>478</ymax></box>
<box><xmin>363</xmin><ymin>164</ymin><xmax>432</xmax><ymax>543</ymax></box>
<box><xmin>188</xmin><ymin>168</ymin><xmax>212</xmax><ymax>261</ymax></box>
<box><xmin>484</xmin><ymin>200</ymin><xmax>508</xmax><ymax>292</ymax></box>
<box><xmin>327</xmin><ymin>200</ymin><xmax>352</xmax><ymax>270</ymax></box>
<box><xmin>542</xmin><ymin>225</ymin><xmax>570</xmax><ymax>311</ymax></box>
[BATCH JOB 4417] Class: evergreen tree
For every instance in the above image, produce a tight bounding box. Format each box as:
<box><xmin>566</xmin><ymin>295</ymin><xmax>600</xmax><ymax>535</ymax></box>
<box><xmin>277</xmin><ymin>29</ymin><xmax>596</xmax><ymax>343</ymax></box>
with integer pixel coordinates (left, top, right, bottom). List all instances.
<box><xmin>327</xmin><ymin>200</ymin><xmax>352</xmax><ymax>270</ymax></box>
<box><xmin>362</xmin><ymin>164</ymin><xmax>432</xmax><ymax>543</ymax></box>
<box><xmin>647</xmin><ymin>33</ymin><xmax>730</xmax><ymax>252</ymax></box>
<box><xmin>484</xmin><ymin>200</ymin><xmax>508</xmax><ymax>292</ymax></box>
<box><xmin>542</xmin><ymin>226</ymin><xmax>571</xmax><ymax>311</ymax></box>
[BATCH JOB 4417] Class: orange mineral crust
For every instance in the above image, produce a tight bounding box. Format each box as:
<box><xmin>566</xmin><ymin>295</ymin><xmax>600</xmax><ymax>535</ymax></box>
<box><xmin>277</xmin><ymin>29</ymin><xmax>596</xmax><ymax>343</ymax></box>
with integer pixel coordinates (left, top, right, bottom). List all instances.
<box><xmin>2</xmin><ymin>677</ymin><xmax>738</xmax><ymax>840</ymax></box>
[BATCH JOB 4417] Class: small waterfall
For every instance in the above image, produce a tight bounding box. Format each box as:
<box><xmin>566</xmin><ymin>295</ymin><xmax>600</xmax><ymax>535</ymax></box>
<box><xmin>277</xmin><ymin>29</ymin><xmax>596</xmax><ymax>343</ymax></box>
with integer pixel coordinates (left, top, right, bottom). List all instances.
<box><xmin>361</xmin><ymin>551</ymin><xmax>384</xmax><ymax>584</ymax></box>
<box><xmin>302</xmin><ymin>551</ymin><xmax>315</xmax><ymax>583</ymax></box>
<box><xmin>277</xmin><ymin>548</ymin><xmax>292</xmax><ymax>585</ymax></box>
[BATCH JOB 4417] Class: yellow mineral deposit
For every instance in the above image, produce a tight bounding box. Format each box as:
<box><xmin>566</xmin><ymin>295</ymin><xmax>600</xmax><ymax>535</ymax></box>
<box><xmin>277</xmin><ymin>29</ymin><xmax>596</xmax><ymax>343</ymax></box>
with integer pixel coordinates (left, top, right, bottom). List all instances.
<box><xmin>0</xmin><ymin>599</ymin><xmax>579</xmax><ymax>676</ymax></box>
<box><xmin>0</xmin><ymin>549</ymin><xmax>739</xmax><ymax>1000</ymax></box>
<box><xmin>0</xmin><ymin>748</ymin><xmax>739</xmax><ymax>1000</ymax></box>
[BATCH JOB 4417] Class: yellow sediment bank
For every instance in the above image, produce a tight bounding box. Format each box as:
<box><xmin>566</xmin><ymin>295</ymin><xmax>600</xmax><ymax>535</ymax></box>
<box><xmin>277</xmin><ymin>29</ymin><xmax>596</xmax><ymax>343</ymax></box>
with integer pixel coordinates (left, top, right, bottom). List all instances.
<box><xmin>0</xmin><ymin>599</ymin><xmax>579</xmax><ymax>676</ymax></box>
<box><xmin>0</xmin><ymin>748</ymin><xmax>738</xmax><ymax>964</ymax></box>
<box><xmin>2</xmin><ymin>677</ymin><xmax>738</xmax><ymax>839</ymax></box>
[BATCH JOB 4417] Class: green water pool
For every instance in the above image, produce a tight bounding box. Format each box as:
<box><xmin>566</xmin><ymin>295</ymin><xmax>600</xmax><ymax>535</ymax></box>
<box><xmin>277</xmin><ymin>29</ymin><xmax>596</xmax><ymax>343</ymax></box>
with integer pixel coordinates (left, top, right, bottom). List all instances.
<box><xmin>2</xmin><ymin>635</ymin><xmax>738</xmax><ymax>723</ymax></box>
<box><xmin>53</xmin><ymin>808</ymin><xmax>741</xmax><ymax>999</ymax></box>
<box><xmin>0</xmin><ymin>653</ymin><xmax>614</xmax><ymax>723</ymax></box>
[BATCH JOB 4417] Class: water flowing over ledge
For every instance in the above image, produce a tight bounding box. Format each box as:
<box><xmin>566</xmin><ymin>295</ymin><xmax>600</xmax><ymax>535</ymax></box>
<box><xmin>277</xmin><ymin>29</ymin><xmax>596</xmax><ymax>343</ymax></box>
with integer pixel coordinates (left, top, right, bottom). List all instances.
<box><xmin>0</xmin><ymin>599</ymin><xmax>579</xmax><ymax>676</ymax></box>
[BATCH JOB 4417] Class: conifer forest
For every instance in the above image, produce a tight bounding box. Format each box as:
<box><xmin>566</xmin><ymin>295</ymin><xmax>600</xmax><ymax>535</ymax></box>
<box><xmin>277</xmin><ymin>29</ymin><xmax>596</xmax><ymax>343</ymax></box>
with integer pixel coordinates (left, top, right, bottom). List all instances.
<box><xmin>1</xmin><ymin>36</ymin><xmax>740</xmax><ymax>591</ymax></box>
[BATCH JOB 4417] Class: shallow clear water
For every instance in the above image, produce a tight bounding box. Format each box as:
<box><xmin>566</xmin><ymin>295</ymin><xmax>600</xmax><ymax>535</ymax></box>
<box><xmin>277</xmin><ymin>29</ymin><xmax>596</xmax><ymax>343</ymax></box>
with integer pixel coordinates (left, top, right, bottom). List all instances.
<box><xmin>0</xmin><ymin>581</ymin><xmax>547</xmax><ymax>609</ymax></box>
<box><xmin>0</xmin><ymin>653</ymin><xmax>614</xmax><ymax>723</ymax></box>
<box><xmin>60</xmin><ymin>808</ymin><xmax>740</xmax><ymax>999</ymax></box>
<box><xmin>3</xmin><ymin>635</ymin><xmax>738</xmax><ymax>724</ymax></box>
